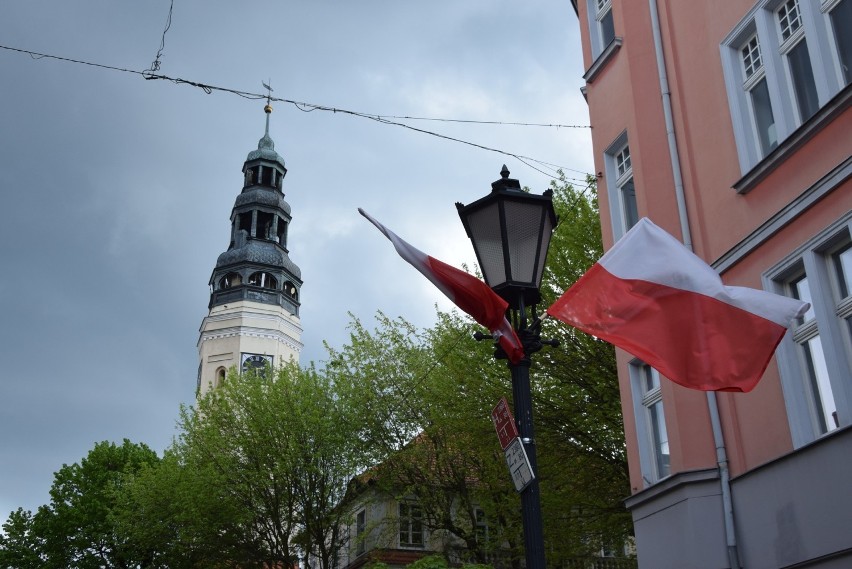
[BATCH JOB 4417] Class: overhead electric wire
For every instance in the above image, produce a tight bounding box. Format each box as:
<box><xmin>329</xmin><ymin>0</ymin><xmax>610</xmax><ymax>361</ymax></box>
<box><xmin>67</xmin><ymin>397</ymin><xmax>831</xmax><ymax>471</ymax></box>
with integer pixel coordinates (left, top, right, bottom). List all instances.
<box><xmin>143</xmin><ymin>0</ymin><xmax>174</xmax><ymax>77</ymax></box>
<box><xmin>0</xmin><ymin>42</ymin><xmax>594</xmax><ymax>181</ymax></box>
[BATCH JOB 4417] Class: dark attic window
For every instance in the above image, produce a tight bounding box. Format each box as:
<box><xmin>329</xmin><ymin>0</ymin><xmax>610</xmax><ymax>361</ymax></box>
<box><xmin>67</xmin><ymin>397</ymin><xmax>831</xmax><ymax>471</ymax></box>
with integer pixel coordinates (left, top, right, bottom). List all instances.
<box><xmin>244</xmin><ymin>166</ymin><xmax>260</xmax><ymax>187</ymax></box>
<box><xmin>257</xmin><ymin>211</ymin><xmax>275</xmax><ymax>240</ymax></box>
<box><xmin>277</xmin><ymin>219</ymin><xmax>287</xmax><ymax>245</ymax></box>
<box><xmin>237</xmin><ymin>212</ymin><xmax>252</xmax><ymax>235</ymax></box>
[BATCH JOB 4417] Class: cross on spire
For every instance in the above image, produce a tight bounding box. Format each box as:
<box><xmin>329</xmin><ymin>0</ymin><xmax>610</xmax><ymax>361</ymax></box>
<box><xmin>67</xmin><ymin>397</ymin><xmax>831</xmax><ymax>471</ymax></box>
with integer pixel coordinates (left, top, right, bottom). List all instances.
<box><xmin>262</xmin><ymin>80</ymin><xmax>274</xmax><ymax>135</ymax></box>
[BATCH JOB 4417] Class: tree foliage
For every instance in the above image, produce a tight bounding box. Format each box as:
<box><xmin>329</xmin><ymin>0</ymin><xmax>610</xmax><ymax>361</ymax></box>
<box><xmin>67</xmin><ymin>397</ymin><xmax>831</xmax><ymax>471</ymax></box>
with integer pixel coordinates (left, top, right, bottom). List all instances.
<box><xmin>116</xmin><ymin>362</ymin><xmax>366</xmax><ymax>569</ymax></box>
<box><xmin>0</xmin><ymin>439</ymin><xmax>159</xmax><ymax>569</ymax></box>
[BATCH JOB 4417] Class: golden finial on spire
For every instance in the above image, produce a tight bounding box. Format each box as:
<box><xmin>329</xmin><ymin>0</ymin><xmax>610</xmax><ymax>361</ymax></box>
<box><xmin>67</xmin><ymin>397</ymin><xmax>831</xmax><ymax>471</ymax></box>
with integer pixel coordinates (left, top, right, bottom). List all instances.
<box><xmin>262</xmin><ymin>80</ymin><xmax>273</xmax><ymax>114</ymax></box>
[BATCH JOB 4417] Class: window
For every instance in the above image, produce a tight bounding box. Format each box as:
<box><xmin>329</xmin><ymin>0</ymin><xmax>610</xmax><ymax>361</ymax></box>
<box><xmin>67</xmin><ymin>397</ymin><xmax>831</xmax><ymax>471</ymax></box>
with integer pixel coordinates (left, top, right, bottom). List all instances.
<box><xmin>790</xmin><ymin>274</ymin><xmax>838</xmax><ymax>433</ymax></box>
<box><xmin>474</xmin><ymin>508</ymin><xmax>489</xmax><ymax>546</ymax></box>
<box><xmin>219</xmin><ymin>272</ymin><xmax>242</xmax><ymax>289</ymax></box>
<box><xmin>741</xmin><ymin>34</ymin><xmax>779</xmax><ymax>155</ymax></box>
<box><xmin>596</xmin><ymin>0</ymin><xmax>615</xmax><ymax>50</ymax></box>
<box><xmin>248</xmin><ymin>271</ymin><xmax>278</xmax><ymax>289</ymax></box>
<box><xmin>777</xmin><ymin>0</ymin><xmax>820</xmax><ymax>121</ymax></box>
<box><xmin>398</xmin><ymin>503</ymin><xmax>424</xmax><ymax>548</ymax></box>
<box><xmin>767</xmin><ymin>215</ymin><xmax>852</xmax><ymax>446</ymax></box>
<box><xmin>630</xmin><ymin>362</ymin><xmax>670</xmax><ymax>485</ymax></box>
<box><xmin>587</xmin><ymin>0</ymin><xmax>616</xmax><ymax>57</ymax></box>
<box><xmin>721</xmin><ymin>0</ymin><xmax>848</xmax><ymax>171</ymax></box>
<box><xmin>604</xmin><ymin>134</ymin><xmax>639</xmax><ymax>240</ymax></box>
<box><xmin>355</xmin><ymin>509</ymin><xmax>366</xmax><ymax>556</ymax></box>
<box><xmin>826</xmin><ymin>0</ymin><xmax>852</xmax><ymax>85</ymax></box>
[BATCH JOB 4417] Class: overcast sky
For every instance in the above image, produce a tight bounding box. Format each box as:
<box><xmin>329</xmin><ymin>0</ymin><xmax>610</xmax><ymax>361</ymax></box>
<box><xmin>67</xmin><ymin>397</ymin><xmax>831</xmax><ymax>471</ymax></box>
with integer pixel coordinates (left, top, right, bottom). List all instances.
<box><xmin>0</xmin><ymin>0</ymin><xmax>593</xmax><ymax>518</ymax></box>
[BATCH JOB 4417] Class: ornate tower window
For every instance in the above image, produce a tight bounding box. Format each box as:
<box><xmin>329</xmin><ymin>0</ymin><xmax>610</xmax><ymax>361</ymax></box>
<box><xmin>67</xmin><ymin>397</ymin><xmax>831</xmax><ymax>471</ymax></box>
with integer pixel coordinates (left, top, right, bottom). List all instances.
<box><xmin>219</xmin><ymin>272</ymin><xmax>242</xmax><ymax>289</ymax></box>
<box><xmin>248</xmin><ymin>272</ymin><xmax>278</xmax><ymax>289</ymax></box>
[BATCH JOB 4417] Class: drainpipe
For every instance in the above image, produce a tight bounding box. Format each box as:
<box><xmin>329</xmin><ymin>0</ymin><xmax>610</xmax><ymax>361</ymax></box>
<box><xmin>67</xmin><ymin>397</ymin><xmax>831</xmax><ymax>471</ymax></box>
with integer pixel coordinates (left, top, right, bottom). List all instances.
<box><xmin>647</xmin><ymin>1</ymin><xmax>740</xmax><ymax>567</ymax></box>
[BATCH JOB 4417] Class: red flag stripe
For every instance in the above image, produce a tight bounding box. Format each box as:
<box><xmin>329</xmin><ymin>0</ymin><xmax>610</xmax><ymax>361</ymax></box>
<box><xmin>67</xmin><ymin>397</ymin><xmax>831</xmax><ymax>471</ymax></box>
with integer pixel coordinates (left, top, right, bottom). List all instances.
<box><xmin>360</xmin><ymin>208</ymin><xmax>524</xmax><ymax>363</ymax></box>
<box><xmin>546</xmin><ymin>218</ymin><xmax>808</xmax><ymax>392</ymax></box>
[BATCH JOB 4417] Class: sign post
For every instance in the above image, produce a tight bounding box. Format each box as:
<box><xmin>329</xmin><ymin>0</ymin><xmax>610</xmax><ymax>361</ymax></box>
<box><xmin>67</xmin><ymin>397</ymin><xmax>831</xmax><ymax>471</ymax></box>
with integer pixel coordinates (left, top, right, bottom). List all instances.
<box><xmin>492</xmin><ymin>397</ymin><xmax>535</xmax><ymax>492</ymax></box>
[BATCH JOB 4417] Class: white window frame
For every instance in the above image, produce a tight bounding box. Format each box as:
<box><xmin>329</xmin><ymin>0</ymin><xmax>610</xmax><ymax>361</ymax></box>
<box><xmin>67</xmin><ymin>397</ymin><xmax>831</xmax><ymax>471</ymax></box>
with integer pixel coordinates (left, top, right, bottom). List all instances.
<box><xmin>764</xmin><ymin>213</ymin><xmax>852</xmax><ymax>447</ymax></box>
<box><xmin>355</xmin><ymin>508</ymin><xmax>366</xmax><ymax>556</ymax></box>
<box><xmin>629</xmin><ymin>361</ymin><xmax>671</xmax><ymax>487</ymax></box>
<box><xmin>586</xmin><ymin>0</ymin><xmax>616</xmax><ymax>57</ymax></box>
<box><xmin>720</xmin><ymin>0</ymin><xmax>845</xmax><ymax>173</ymax></box>
<box><xmin>398</xmin><ymin>502</ymin><xmax>424</xmax><ymax>549</ymax></box>
<box><xmin>604</xmin><ymin>132</ymin><xmax>639</xmax><ymax>241</ymax></box>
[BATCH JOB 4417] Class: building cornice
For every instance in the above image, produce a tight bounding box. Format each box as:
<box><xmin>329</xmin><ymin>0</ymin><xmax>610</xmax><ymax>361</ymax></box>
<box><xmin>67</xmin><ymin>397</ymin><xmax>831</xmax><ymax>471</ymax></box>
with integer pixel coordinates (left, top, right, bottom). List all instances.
<box><xmin>197</xmin><ymin>325</ymin><xmax>304</xmax><ymax>352</ymax></box>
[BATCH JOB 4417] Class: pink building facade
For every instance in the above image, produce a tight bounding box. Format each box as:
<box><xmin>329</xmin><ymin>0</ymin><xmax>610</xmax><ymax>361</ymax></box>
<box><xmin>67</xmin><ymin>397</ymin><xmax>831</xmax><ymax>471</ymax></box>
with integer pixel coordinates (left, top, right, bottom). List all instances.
<box><xmin>571</xmin><ymin>0</ymin><xmax>851</xmax><ymax>567</ymax></box>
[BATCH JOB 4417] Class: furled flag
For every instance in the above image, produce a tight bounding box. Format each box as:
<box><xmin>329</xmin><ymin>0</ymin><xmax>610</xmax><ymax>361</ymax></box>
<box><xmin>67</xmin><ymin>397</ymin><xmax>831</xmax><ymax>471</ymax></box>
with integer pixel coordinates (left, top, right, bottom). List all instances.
<box><xmin>359</xmin><ymin>208</ymin><xmax>524</xmax><ymax>364</ymax></box>
<box><xmin>546</xmin><ymin>218</ymin><xmax>809</xmax><ymax>392</ymax></box>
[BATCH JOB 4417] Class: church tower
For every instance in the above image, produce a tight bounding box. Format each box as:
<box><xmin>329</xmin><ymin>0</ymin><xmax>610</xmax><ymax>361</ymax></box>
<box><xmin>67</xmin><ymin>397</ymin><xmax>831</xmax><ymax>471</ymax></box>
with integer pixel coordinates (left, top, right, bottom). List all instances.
<box><xmin>197</xmin><ymin>102</ymin><xmax>302</xmax><ymax>397</ymax></box>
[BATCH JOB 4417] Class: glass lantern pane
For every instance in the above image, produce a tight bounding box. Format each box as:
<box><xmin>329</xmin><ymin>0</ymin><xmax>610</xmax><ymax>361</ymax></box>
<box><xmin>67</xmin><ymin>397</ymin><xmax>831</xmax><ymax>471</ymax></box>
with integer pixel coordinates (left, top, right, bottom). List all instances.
<box><xmin>465</xmin><ymin>202</ymin><xmax>507</xmax><ymax>287</ymax></box>
<box><xmin>534</xmin><ymin>212</ymin><xmax>554</xmax><ymax>288</ymax></box>
<box><xmin>504</xmin><ymin>200</ymin><xmax>547</xmax><ymax>286</ymax></box>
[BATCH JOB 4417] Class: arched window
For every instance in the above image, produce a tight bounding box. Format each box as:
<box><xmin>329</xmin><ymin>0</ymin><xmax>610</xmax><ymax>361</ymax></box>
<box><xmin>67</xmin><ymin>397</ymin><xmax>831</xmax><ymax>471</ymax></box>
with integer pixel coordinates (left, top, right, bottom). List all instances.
<box><xmin>219</xmin><ymin>273</ymin><xmax>242</xmax><ymax>289</ymax></box>
<box><xmin>248</xmin><ymin>272</ymin><xmax>278</xmax><ymax>289</ymax></box>
<box><xmin>215</xmin><ymin>367</ymin><xmax>226</xmax><ymax>389</ymax></box>
<box><xmin>284</xmin><ymin>281</ymin><xmax>298</xmax><ymax>300</ymax></box>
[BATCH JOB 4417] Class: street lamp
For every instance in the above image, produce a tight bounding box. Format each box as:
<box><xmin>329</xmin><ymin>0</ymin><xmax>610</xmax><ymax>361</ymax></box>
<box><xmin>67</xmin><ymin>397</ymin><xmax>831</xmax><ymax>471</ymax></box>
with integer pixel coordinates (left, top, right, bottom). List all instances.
<box><xmin>456</xmin><ymin>165</ymin><xmax>558</xmax><ymax>569</ymax></box>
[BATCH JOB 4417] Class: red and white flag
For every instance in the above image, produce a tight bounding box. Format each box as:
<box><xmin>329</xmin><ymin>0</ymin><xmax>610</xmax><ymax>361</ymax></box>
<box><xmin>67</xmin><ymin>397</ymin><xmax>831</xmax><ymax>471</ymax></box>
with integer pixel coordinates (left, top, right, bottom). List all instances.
<box><xmin>359</xmin><ymin>208</ymin><xmax>524</xmax><ymax>364</ymax></box>
<box><xmin>546</xmin><ymin>218</ymin><xmax>809</xmax><ymax>392</ymax></box>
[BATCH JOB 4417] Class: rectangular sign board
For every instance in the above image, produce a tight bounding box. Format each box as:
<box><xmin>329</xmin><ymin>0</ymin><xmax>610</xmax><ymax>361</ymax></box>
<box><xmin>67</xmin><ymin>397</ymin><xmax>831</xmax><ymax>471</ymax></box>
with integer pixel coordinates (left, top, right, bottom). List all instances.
<box><xmin>504</xmin><ymin>437</ymin><xmax>534</xmax><ymax>492</ymax></box>
<box><xmin>491</xmin><ymin>397</ymin><xmax>519</xmax><ymax>451</ymax></box>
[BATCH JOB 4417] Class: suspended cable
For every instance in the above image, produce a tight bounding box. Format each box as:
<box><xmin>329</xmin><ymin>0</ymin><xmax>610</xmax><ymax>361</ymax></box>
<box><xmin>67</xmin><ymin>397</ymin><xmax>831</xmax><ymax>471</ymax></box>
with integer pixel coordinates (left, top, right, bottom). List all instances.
<box><xmin>0</xmin><ymin>43</ymin><xmax>594</xmax><ymax>180</ymax></box>
<box><xmin>360</xmin><ymin>114</ymin><xmax>589</xmax><ymax>129</ymax></box>
<box><xmin>143</xmin><ymin>0</ymin><xmax>174</xmax><ymax>77</ymax></box>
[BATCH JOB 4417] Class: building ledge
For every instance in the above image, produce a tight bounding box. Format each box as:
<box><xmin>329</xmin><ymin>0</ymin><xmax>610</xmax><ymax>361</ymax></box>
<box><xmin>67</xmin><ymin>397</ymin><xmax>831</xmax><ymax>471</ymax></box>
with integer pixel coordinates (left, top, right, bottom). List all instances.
<box><xmin>731</xmin><ymin>424</ymin><xmax>852</xmax><ymax>484</ymax></box>
<box><xmin>584</xmin><ymin>37</ymin><xmax>623</xmax><ymax>84</ymax></box>
<box><xmin>624</xmin><ymin>468</ymin><xmax>718</xmax><ymax>511</ymax></box>
<box><xmin>733</xmin><ymin>83</ymin><xmax>851</xmax><ymax>195</ymax></box>
<box><xmin>713</xmin><ymin>155</ymin><xmax>851</xmax><ymax>273</ymax></box>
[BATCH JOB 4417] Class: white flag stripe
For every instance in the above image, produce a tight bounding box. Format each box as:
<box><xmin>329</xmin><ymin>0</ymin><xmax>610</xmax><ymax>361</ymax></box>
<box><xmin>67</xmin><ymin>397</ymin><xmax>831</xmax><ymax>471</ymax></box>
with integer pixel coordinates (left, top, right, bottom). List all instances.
<box><xmin>600</xmin><ymin>218</ymin><xmax>808</xmax><ymax>326</ymax></box>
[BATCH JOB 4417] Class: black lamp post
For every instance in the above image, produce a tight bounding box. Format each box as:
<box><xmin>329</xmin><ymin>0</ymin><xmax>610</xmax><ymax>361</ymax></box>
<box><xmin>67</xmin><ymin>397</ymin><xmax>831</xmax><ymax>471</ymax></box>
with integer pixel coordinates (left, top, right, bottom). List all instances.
<box><xmin>456</xmin><ymin>165</ymin><xmax>558</xmax><ymax>569</ymax></box>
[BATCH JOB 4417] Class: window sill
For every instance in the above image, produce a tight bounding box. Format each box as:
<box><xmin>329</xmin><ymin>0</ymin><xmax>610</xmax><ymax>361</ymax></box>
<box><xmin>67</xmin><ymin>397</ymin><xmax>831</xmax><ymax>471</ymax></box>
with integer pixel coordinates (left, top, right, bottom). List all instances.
<box><xmin>733</xmin><ymin>83</ymin><xmax>851</xmax><ymax>195</ymax></box>
<box><xmin>584</xmin><ymin>37</ymin><xmax>623</xmax><ymax>84</ymax></box>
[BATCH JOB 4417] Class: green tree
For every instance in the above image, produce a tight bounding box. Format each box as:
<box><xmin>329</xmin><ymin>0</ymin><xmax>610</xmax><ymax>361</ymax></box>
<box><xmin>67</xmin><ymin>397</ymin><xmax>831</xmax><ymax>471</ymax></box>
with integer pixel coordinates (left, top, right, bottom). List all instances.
<box><xmin>112</xmin><ymin>449</ymin><xmax>250</xmax><ymax>568</ymax></box>
<box><xmin>0</xmin><ymin>439</ymin><xmax>160</xmax><ymax>569</ymax></box>
<box><xmin>0</xmin><ymin>508</ymin><xmax>43</xmax><ymax>569</ymax></box>
<box><xmin>118</xmin><ymin>362</ymin><xmax>365</xmax><ymax>569</ymax></box>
